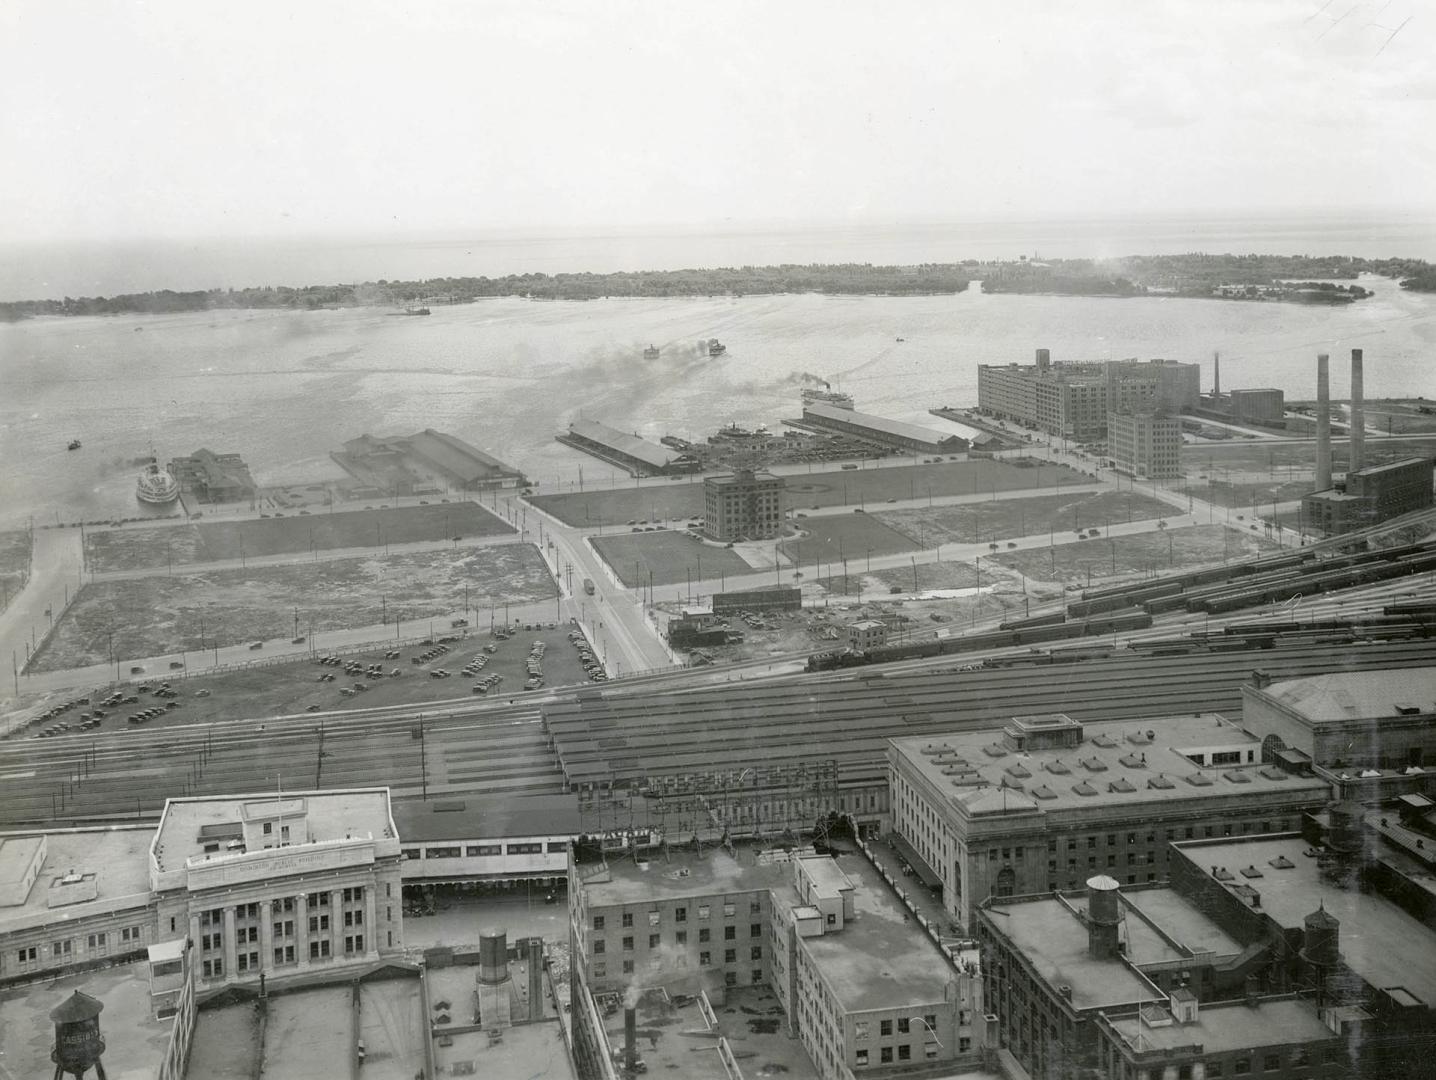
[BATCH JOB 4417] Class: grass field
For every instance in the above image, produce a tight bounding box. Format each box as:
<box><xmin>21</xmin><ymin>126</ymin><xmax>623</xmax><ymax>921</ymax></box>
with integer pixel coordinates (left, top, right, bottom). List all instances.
<box><xmin>875</xmin><ymin>489</ymin><xmax>1172</xmax><ymax>547</ymax></box>
<box><xmin>778</xmin><ymin>513</ymin><xmax>920</xmax><ymax>566</ymax></box>
<box><xmin>987</xmin><ymin>524</ymin><xmax>1277</xmax><ymax>586</ymax></box>
<box><xmin>1183</xmin><ymin>478</ymin><xmax>1314</xmax><ymax>510</ymax></box>
<box><xmin>30</xmin><ymin>545</ymin><xmax>555</xmax><ymax>672</ymax></box>
<box><xmin>530</xmin><ymin>458</ymin><xmax>1088</xmax><ymax>527</ymax></box>
<box><xmin>84</xmin><ymin>501</ymin><xmax>513</xmax><ymax>572</ymax></box>
<box><xmin>0</xmin><ymin>530</ymin><xmax>32</xmax><ymax>605</ymax></box>
<box><xmin>1182</xmin><ymin>434</ymin><xmax>1436</xmax><ymax>476</ymax></box>
<box><xmin>590</xmin><ymin>530</ymin><xmax>754</xmax><ymax>588</ymax></box>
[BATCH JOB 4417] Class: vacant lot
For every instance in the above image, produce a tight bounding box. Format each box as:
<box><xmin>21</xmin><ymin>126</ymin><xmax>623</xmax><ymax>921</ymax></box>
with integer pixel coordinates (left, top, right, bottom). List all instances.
<box><xmin>987</xmin><ymin>524</ymin><xmax>1277</xmax><ymax>586</ymax></box>
<box><xmin>0</xmin><ymin>529</ymin><xmax>31</xmax><ymax>604</ymax></box>
<box><xmin>31</xmin><ymin>545</ymin><xmax>555</xmax><ymax>671</ymax></box>
<box><xmin>1183</xmin><ymin>478</ymin><xmax>1314</xmax><ymax>510</ymax></box>
<box><xmin>779</xmin><ymin>513</ymin><xmax>920</xmax><ymax>567</ymax></box>
<box><xmin>84</xmin><ymin>501</ymin><xmax>512</xmax><ymax>572</ymax></box>
<box><xmin>1184</xmin><ymin>434</ymin><xmax>1436</xmax><ymax>476</ymax></box>
<box><xmin>591</xmin><ymin>529</ymin><xmax>754</xmax><ymax>587</ymax></box>
<box><xmin>531</xmin><ymin>458</ymin><xmax>1087</xmax><ymax>527</ymax></box>
<box><xmin>875</xmin><ymin>489</ymin><xmax>1172</xmax><ymax>547</ymax></box>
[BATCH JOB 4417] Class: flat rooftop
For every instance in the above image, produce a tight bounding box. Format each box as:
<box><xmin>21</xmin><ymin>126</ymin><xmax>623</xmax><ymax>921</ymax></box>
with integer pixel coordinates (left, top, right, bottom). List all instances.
<box><xmin>1120</xmin><ymin>888</ymin><xmax>1243</xmax><ymax>962</ymax></box>
<box><xmin>1258</xmin><ymin>667</ymin><xmax>1436</xmax><ymax>724</ymax></box>
<box><xmin>1175</xmin><ymin>835</ymin><xmax>1436</xmax><ymax>1008</ymax></box>
<box><xmin>796</xmin><ymin>850</ymin><xmax>957</xmax><ymax>1012</ymax></box>
<box><xmin>153</xmin><ymin>788</ymin><xmax>395</xmax><ymax>871</ymax></box>
<box><xmin>583</xmin><ymin>843</ymin><xmax>959</xmax><ymax>1012</ymax></box>
<box><xmin>982</xmin><ymin>893</ymin><xmax>1164</xmax><ymax>1013</ymax></box>
<box><xmin>0</xmin><ymin>827</ymin><xmax>152</xmax><ymax>932</ymax></box>
<box><xmin>890</xmin><ymin>713</ymin><xmax>1327</xmax><ymax>817</ymax></box>
<box><xmin>392</xmin><ymin>793</ymin><xmax>580</xmax><ymax>843</ymax></box>
<box><xmin>1106</xmin><ymin>996</ymin><xmax>1334</xmax><ymax>1055</ymax></box>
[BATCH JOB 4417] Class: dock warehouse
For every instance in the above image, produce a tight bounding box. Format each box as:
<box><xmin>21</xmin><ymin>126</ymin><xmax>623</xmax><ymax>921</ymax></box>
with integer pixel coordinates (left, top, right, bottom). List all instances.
<box><xmin>557</xmin><ymin>419</ymin><xmax>699</xmax><ymax>476</ymax></box>
<box><xmin>799</xmin><ymin>402</ymin><xmax>969</xmax><ymax>455</ymax></box>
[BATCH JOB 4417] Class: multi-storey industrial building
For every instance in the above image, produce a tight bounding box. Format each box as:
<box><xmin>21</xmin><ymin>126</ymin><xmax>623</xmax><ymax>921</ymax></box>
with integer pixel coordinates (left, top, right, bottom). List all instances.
<box><xmin>567</xmin><ymin>840</ymin><xmax>982</xmax><ymax>1080</ymax></box>
<box><xmin>887</xmin><ymin>712</ymin><xmax>1331</xmax><ymax>931</ymax></box>
<box><xmin>1301</xmin><ymin>456</ymin><xmax>1434</xmax><ymax>535</ymax></box>
<box><xmin>977</xmin><ymin>349</ymin><xmax>1200</xmax><ymax>441</ymax></box>
<box><xmin>703</xmin><ymin>468</ymin><xmax>786</xmax><ymax>541</ymax></box>
<box><xmin>1105</xmin><ymin>410</ymin><xmax>1182</xmax><ymax>478</ymax></box>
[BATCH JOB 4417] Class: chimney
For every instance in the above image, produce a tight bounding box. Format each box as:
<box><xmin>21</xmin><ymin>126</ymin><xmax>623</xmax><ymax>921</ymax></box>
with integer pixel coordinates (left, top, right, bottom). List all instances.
<box><xmin>1245</xmin><ymin>974</ymin><xmax>1262</xmax><ymax>1008</ymax></box>
<box><xmin>624</xmin><ymin>1006</ymin><xmax>638</xmax><ymax>1072</ymax></box>
<box><xmin>1349</xmin><ymin>349</ymin><xmax>1364</xmax><ymax>473</ymax></box>
<box><xmin>1213</xmin><ymin>350</ymin><xmax>1221</xmax><ymax>399</ymax></box>
<box><xmin>1315</xmin><ymin>353</ymin><xmax>1332</xmax><ymax>490</ymax></box>
<box><xmin>1085</xmin><ymin>875</ymin><xmax>1122</xmax><ymax>960</ymax></box>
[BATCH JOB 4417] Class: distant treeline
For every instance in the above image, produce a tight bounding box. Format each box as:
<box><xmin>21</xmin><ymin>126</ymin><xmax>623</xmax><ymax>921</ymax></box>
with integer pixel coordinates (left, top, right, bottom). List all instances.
<box><xmin>0</xmin><ymin>263</ymin><xmax>972</xmax><ymax>320</ymax></box>
<box><xmin>981</xmin><ymin>253</ymin><xmax>1436</xmax><ymax>301</ymax></box>
<box><xmin>4</xmin><ymin>253</ymin><xmax>1435</xmax><ymax>320</ymax></box>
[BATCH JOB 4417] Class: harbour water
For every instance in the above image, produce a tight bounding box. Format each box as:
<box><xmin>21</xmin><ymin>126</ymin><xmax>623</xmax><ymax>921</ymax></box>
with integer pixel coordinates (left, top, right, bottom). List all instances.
<box><xmin>2</xmin><ymin>218</ymin><xmax>1435</xmax><ymax>532</ymax></box>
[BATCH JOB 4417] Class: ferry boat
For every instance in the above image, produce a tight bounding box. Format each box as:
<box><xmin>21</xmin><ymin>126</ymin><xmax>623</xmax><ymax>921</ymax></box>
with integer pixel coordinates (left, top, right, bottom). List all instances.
<box><xmin>136</xmin><ymin>459</ymin><xmax>180</xmax><ymax>505</ymax></box>
<box><xmin>801</xmin><ymin>388</ymin><xmax>856</xmax><ymax>411</ymax></box>
<box><xmin>402</xmin><ymin>306</ymin><xmax>431</xmax><ymax>316</ymax></box>
<box><xmin>643</xmin><ymin>344</ymin><xmax>660</xmax><ymax>360</ymax></box>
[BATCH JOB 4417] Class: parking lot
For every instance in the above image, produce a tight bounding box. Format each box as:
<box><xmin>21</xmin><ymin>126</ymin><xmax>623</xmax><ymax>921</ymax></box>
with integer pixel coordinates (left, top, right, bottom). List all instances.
<box><xmin>7</xmin><ymin>622</ymin><xmax>609</xmax><ymax>739</ymax></box>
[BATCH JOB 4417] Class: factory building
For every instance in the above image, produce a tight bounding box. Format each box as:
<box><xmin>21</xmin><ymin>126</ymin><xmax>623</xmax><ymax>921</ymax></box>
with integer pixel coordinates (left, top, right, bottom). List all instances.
<box><xmin>1227</xmin><ymin>387</ymin><xmax>1285</xmax><ymax>423</ymax></box>
<box><xmin>887</xmin><ymin>712</ymin><xmax>1331</xmax><ymax>932</ymax></box>
<box><xmin>799</xmin><ymin>403</ymin><xmax>969</xmax><ymax>455</ymax></box>
<box><xmin>1105</xmin><ymin>410</ymin><xmax>1182</xmax><ymax>478</ymax></box>
<box><xmin>557</xmin><ymin>419</ymin><xmax>699</xmax><ymax>477</ymax></box>
<box><xmin>703</xmin><ymin>468</ymin><xmax>786</xmax><ymax>541</ymax></box>
<box><xmin>977</xmin><ymin>350</ymin><xmax>1199</xmax><ymax>441</ymax></box>
<box><xmin>567</xmin><ymin>839</ymin><xmax>982</xmax><ymax>1080</ymax></box>
<box><xmin>1302</xmin><ymin>456</ymin><xmax>1434</xmax><ymax>535</ymax></box>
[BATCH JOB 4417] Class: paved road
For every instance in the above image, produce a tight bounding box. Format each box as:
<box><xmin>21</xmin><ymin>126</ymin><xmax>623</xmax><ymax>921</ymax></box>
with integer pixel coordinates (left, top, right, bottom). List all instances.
<box><xmin>0</xmin><ymin>527</ymin><xmax>83</xmax><ymax>696</ymax></box>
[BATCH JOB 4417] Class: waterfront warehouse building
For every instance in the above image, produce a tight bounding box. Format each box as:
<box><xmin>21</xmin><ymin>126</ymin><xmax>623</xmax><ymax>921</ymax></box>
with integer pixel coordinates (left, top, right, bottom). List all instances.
<box><xmin>975</xmin><ymin>876</ymin><xmax>1351</xmax><ymax>1080</ymax></box>
<box><xmin>168</xmin><ymin>448</ymin><xmax>258</xmax><ymax>502</ymax></box>
<box><xmin>567</xmin><ymin>839</ymin><xmax>983</xmax><ymax>1080</ymax></box>
<box><xmin>1106</xmin><ymin>410</ymin><xmax>1182</xmax><ymax>478</ymax></box>
<box><xmin>977</xmin><ymin>349</ymin><xmax>1200</xmax><ymax>441</ymax></box>
<box><xmin>703</xmin><ymin>468</ymin><xmax>786</xmax><ymax>541</ymax></box>
<box><xmin>558</xmin><ymin>419</ymin><xmax>698</xmax><ymax>477</ymax></box>
<box><xmin>799</xmin><ymin>402</ymin><xmax>970</xmax><ymax>456</ymax></box>
<box><xmin>1301</xmin><ymin>456</ymin><xmax>1434</xmax><ymax>535</ymax></box>
<box><xmin>887</xmin><ymin>712</ymin><xmax>1331</xmax><ymax>931</ymax></box>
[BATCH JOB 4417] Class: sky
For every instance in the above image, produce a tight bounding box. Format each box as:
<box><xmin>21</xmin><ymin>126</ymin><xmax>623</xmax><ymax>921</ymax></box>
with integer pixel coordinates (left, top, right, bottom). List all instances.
<box><xmin>1</xmin><ymin>0</ymin><xmax>1434</xmax><ymax>243</ymax></box>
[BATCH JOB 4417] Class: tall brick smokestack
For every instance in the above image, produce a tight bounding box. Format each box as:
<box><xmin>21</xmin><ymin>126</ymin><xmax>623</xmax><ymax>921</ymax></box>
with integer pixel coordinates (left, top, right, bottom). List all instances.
<box><xmin>1316</xmin><ymin>353</ymin><xmax>1332</xmax><ymax>491</ymax></box>
<box><xmin>1349</xmin><ymin>349</ymin><xmax>1364</xmax><ymax>473</ymax></box>
<box><xmin>1213</xmin><ymin>351</ymin><xmax>1220</xmax><ymax>398</ymax></box>
<box><xmin>624</xmin><ymin>1006</ymin><xmax>638</xmax><ymax>1072</ymax></box>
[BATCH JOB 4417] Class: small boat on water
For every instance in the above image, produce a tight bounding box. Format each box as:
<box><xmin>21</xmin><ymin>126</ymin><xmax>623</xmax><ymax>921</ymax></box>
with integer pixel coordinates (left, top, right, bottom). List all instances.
<box><xmin>708</xmin><ymin>339</ymin><xmax>727</xmax><ymax>357</ymax></box>
<box><xmin>402</xmin><ymin>306</ymin><xmax>431</xmax><ymax>316</ymax></box>
<box><xmin>67</xmin><ymin>439</ymin><xmax>82</xmax><ymax>451</ymax></box>
<box><xmin>136</xmin><ymin>458</ymin><xmax>180</xmax><ymax>505</ymax></box>
<box><xmin>643</xmin><ymin>344</ymin><xmax>660</xmax><ymax>360</ymax></box>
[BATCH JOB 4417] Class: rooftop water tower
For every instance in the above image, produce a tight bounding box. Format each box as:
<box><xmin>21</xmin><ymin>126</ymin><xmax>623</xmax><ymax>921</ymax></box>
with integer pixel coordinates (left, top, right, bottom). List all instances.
<box><xmin>49</xmin><ymin>991</ymin><xmax>107</xmax><ymax>1079</ymax></box>
<box><xmin>1085</xmin><ymin>875</ymin><xmax>1122</xmax><ymax>960</ymax></box>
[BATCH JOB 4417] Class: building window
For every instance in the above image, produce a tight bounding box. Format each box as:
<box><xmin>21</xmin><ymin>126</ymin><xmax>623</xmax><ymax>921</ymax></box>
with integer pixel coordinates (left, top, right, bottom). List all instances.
<box><xmin>52</xmin><ymin>940</ymin><xmax>72</xmax><ymax>958</ymax></box>
<box><xmin>898</xmin><ymin>1045</ymin><xmax>911</xmax><ymax>1061</ymax></box>
<box><xmin>547</xmin><ymin>841</ymin><xmax>566</xmax><ymax>853</ymax></box>
<box><xmin>622</xmin><ymin>960</ymin><xmax>634</xmax><ymax>974</ymax></box>
<box><xmin>593</xmin><ymin>963</ymin><xmax>606</xmax><ymax>979</ymax></box>
<box><xmin>881</xmin><ymin>1020</ymin><xmax>893</xmax><ymax>1037</ymax></box>
<box><xmin>622</xmin><ymin>913</ymin><xmax>634</xmax><ymax>928</ymax></box>
<box><xmin>1234</xmin><ymin>1058</ymin><xmax>1250</xmax><ymax>1075</ymax></box>
<box><xmin>593</xmin><ymin>916</ymin><xmax>605</xmax><ymax>930</ymax></box>
<box><xmin>698</xmin><ymin>905</ymin><xmax>710</xmax><ymax>919</ymax></box>
<box><xmin>881</xmin><ymin>1048</ymin><xmax>893</xmax><ymax>1064</ymax></box>
<box><xmin>1207</xmin><ymin>1062</ymin><xmax>1223</xmax><ymax>1078</ymax></box>
<box><xmin>87</xmin><ymin>933</ymin><xmax>107</xmax><ymax>951</ymax></box>
<box><xmin>1262</xmin><ymin>1054</ymin><xmax>1280</xmax><ymax>1071</ymax></box>
<box><xmin>724</xmin><ymin>926</ymin><xmax>736</xmax><ymax>940</ymax></box>
<box><xmin>675</xmin><ymin>931</ymin><xmax>687</xmax><ymax>945</ymax></box>
<box><xmin>345</xmin><ymin>935</ymin><xmax>364</xmax><ymax>955</ymax></box>
<box><xmin>959</xmin><ymin>1037</ymin><xmax>971</xmax><ymax>1052</ymax></box>
<box><xmin>725</xmin><ymin>949</ymin><xmax>737</xmax><ymax>963</ymax></box>
<box><xmin>649</xmin><ymin>934</ymin><xmax>660</xmax><ymax>949</ymax></box>
<box><xmin>593</xmin><ymin>940</ymin><xmax>605</xmax><ymax>955</ymax></box>
<box><xmin>467</xmin><ymin>844</ymin><xmax>501</xmax><ymax>856</ymax></box>
<box><xmin>16</xmin><ymin>946</ymin><xmax>37</xmax><ymax>964</ymax></box>
<box><xmin>751</xmin><ymin>945</ymin><xmax>762</xmax><ymax>960</ymax></box>
<box><xmin>622</xmin><ymin>936</ymin><xmax>634</xmax><ymax>952</ymax></box>
<box><xmin>750</xmin><ymin>899</ymin><xmax>762</xmax><ymax>914</ymax></box>
<box><xmin>699</xmin><ymin>928</ymin><xmax>711</xmax><ymax>943</ymax></box>
<box><xmin>676</xmin><ymin>907</ymin><xmax>687</xmax><ymax>922</ymax></box>
<box><xmin>699</xmin><ymin>952</ymin><xmax>711</xmax><ymax>966</ymax></box>
<box><xmin>855</xmin><ymin>1022</ymin><xmax>869</xmax><ymax>1040</ymax></box>
<box><xmin>310</xmin><ymin>940</ymin><xmax>331</xmax><ymax>960</ymax></box>
<box><xmin>898</xmin><ymin>1018</ymin><xmax>911</xmax><ymax>1034</ymax></box>
<box><xmin>506</xmin><ymin>842</ymin><xmax>542</xmax><ymax>855</ymax></box>
<box><xmin>723</xmin><ymin>903</ymin><xmax>736</xmax><ymax>917</ymax></box>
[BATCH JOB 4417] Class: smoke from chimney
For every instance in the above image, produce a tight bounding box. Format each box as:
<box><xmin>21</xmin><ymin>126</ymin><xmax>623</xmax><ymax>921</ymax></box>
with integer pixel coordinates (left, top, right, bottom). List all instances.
<box><xmin>1315</xmin><ymin>353</ymin><xmax>1332</xmax><ymax>491</ymax></box>
<box><xmin>1349</xmin><ymin>349</ymin><xmax>1364</xmax><ymax>474</ymax></box>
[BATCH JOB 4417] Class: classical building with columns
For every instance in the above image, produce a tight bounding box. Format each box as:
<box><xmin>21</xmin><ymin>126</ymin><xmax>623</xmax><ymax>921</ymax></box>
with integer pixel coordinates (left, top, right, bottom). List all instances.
<box><xmin>0</xmin><ymin>788</ymin><xmax>407</xmax><ymax>990</ymax></box>
<box><xmin>148</xmin><ymin>789</ymin><xmax>406</xmax><ymax>987</ymax></box>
